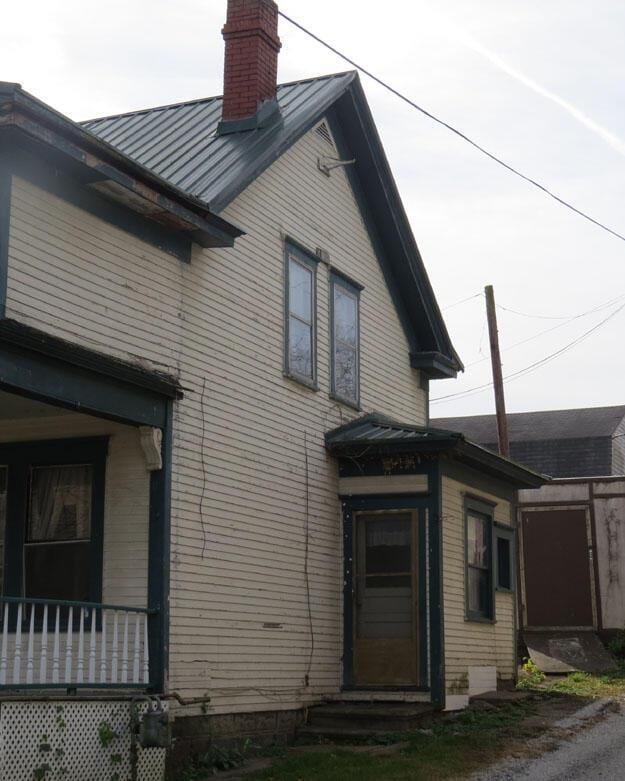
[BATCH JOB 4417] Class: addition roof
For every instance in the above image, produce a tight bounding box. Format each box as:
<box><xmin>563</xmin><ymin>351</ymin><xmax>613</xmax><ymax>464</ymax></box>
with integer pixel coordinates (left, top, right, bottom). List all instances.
<box><xmin>325</xmin><ymin>412</ymin><xmax>547</xmax><ymax>488</ymax></box>
<box><xmin>84</xmin><ymin>72</ymin><xmax>461</xmax><ymax>378</ymax></box>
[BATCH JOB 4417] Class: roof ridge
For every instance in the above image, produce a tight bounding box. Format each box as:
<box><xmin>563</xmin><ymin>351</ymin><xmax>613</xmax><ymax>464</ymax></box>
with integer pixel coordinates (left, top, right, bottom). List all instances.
<box><xmin>81</xmin><ymin>70</ymin><xmax>356</xmax><ymax>126</ymax></box>
<box><xmin>435</xmin><ymin>404</ymin><xmax>625</xmax><ymax>421</ymax></box>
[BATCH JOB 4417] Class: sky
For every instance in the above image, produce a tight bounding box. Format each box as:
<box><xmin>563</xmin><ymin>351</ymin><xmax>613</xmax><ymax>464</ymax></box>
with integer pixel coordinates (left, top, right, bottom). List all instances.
<box><xmin>1</xmin><ymin>0</ymin><xmax>623</xmax><ymax>418</ymax></box>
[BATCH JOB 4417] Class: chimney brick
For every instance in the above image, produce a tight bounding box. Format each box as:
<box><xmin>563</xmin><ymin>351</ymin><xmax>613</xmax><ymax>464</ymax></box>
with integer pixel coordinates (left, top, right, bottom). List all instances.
<box><xmin>221</xmin><ymin>0</ymin><xmax>281</xmax><ymax>123</ymax></box>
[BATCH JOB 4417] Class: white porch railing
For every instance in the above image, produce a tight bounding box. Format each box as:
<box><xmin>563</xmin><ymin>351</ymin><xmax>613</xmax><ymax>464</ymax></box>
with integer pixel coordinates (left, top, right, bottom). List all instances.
<box><xmin>0</xmin><ymin>597</ymin><xmax>153</xmax><ymax>690</ymax></box>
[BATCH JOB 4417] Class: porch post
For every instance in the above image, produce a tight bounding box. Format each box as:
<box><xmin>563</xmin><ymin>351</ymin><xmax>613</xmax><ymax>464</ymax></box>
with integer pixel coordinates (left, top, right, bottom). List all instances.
<box><xmin>147</xmin><ymin>400</ymin><xmax>173</xmax><ymax>693</ymax></box>
<box><xmin>428</xmin><ymin>461</ymin><xmax>445</xmax><ymax>708</ymax></box>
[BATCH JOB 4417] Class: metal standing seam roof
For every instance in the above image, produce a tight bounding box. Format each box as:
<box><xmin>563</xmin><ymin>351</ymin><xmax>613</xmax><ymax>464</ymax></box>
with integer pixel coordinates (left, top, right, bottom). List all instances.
<box><xmin>83</xmin><ymin>72</ymin><xmax>356</xmax><ymax>212</ymax></box>
<box><xmin>325</xmin><ymin>413</ymin><xmax>547</xmax><ymax>488</ymax></box>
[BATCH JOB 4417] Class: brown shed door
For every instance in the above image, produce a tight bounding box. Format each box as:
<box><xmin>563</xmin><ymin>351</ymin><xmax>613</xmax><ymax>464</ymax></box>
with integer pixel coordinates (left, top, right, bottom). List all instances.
<box><xmin>353</xmin><ymin>511</ymin><xmax>418</xmax><ymax>685</ymax></box>
<box><xmin>521</xmin><ymin>508</ymin><xmax>594</xmax><ymax>628</ymax></box>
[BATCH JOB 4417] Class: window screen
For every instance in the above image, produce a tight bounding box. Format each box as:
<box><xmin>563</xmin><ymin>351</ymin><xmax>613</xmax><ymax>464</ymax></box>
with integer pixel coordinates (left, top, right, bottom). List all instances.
<box><xmin>286</xmin><ymin>245</ymin><xmax>317</xmax><ymax>383</ymax></box>
<box><xmin>331</xmin><ymin>276</ymin><xmax>360</xmax><ymax>404</ymax></box>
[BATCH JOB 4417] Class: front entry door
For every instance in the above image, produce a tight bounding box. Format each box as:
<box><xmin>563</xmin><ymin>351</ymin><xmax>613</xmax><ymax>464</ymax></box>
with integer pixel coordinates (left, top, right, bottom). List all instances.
<box><xmin>353</xmin><ymin>510</ymin><xmax>418</xmax><ymax>685</ymax></box>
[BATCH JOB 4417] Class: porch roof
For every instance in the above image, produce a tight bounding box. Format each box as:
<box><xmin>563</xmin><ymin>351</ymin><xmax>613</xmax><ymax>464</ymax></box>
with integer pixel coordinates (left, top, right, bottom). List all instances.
<box><xmin>325</xmin><ymin>412</ymin><xmax>547</xmax><ymax>489</ymax></box>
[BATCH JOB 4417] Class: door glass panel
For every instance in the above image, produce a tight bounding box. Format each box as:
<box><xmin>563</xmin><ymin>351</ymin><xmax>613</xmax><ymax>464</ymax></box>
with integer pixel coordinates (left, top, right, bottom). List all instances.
<box><xmin>0</xmin><ymin>467</ymin><xmax>6</xmax><ymax>595</ymax></box>
<box><xmin>358</xmin><ymin>513</ymin><xmax>413</xmax><ymax>640</ymax></box>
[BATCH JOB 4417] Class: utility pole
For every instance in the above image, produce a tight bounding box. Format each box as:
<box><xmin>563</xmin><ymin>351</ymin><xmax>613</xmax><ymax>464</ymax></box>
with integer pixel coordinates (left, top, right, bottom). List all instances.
<box><xmin>485</xmin><ymin>285</ymin><xmax>510</xmax><ymax>458</ymax></box>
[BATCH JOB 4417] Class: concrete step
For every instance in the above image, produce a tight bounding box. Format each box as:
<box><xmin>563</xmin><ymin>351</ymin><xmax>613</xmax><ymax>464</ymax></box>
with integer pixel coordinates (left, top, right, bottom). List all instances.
<box><xmin>306</xmin><ymin>701</ymin><xmax>434</xmax><ymax>733</ymax></box>
<box><xmin>298</xmin><ymin>724</ymin><xmax>409</xmax><ymax>742</ymax></box>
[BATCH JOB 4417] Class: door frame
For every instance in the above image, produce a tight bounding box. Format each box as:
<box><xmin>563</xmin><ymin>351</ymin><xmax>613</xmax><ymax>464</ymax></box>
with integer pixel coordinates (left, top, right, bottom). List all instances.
<box><xmin>342</xmin><ymin>494</ymin><xmax>430</xmax><ymax>691</ymax></box>
<box><xmin>518</xmin><ymin>503</ymin><xmax>598</xmax><ymax>631</ymax></box>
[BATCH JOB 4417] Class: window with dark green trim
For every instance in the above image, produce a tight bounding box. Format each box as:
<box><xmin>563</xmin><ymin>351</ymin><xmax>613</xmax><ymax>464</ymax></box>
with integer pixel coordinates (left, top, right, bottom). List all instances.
<box><xmin>0</xmin><ymin>438</ymin><xmax>107</xmax><ymax>604</ymax></box>
<box><xmin>495</xmin><ymin>525</ymin><xmax>515</xmax><ymax>592</ymax></box>
<box><xmin>285</xmin><ymin>243</ymin><xmax>317</xmax><ymax>386</ymax></box>
<box><xmin>465</xmin><ymin>500</ymin><xmax>494</xmax><ymax>621</ymax></box>
<box><xmin>330</xmin><ymin>274</ymin><xmax>360</xmax><ymax>406</ymax></box>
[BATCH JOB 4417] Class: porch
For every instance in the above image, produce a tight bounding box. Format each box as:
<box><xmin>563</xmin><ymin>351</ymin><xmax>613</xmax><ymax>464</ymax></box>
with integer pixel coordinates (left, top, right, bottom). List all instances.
<box><xmin>0</xmin><ymin>321</ymin><xmax>179</xmax><ymax>695</ymax></box>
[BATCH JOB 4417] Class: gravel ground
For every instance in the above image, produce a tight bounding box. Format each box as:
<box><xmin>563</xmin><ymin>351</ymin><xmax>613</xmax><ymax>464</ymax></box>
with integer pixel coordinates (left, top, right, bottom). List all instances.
<box><xmin>474</xmin><ymin>701</ymin><xmax>625</xmax><ymax>780</ymax></box>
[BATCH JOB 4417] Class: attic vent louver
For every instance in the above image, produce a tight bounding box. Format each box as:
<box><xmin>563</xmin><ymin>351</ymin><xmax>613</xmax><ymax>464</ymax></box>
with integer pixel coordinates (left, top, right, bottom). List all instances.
<box><xmin>315</xmin><ymin>122</ymin><xmax>335</xmax><ymax>148</ymax></box>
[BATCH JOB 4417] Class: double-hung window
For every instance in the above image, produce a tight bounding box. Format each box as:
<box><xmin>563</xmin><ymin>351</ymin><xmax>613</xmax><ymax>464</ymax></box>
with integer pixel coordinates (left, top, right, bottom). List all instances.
<box><xmin>285</xmin><ymin>243</ymin><xmax>317</xmax><ymax>386</ymax></box>
<box><xmin>330</xmin><ymin>274</ymin><xmax>360</xmax><ymax>406</ymax></box>
<box><xmin>465</xmin><ymin>497</ymin><xmax>516</xmax><ymax>621</ymax></box>
<box><xmin>466</xmin><ymin>500</ymin><xmax>494</xmax><ymax>621</ymax></box>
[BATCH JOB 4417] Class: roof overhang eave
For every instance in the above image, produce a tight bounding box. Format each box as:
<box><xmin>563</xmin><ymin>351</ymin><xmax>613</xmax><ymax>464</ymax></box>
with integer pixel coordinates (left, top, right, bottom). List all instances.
<box><xmin>0</xmin><ymin>82</ymin><xmax>243</xmax><ymax>248</ymax></box>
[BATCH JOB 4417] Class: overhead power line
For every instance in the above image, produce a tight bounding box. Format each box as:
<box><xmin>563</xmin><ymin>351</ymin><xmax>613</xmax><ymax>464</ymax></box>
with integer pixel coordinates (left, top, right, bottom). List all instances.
<box><xmin>442</xmin><ymin>291</ymin><xmax>483</xmax><ymax>310</ymax></box>
<box><xmin>431</xmin><ymin>300</ymin><xmax>625</xmax><ymax>403</ymax></box>
<box><xmin>463</xmin><ymin>291</ymin><xmax>625</xmax><ymax>367</ymax></box>
<box><xmin>279</xmin><ymin>11</ymin><xmax>625</xmax><ymax>245</ymax></box>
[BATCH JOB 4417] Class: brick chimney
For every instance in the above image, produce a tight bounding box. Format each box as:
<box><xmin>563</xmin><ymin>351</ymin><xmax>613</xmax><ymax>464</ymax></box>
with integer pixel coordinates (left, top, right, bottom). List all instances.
<box><xmin>218</xmin><ymin>0</ymin><xmax>282</xmax><ymax>134</ymax></box>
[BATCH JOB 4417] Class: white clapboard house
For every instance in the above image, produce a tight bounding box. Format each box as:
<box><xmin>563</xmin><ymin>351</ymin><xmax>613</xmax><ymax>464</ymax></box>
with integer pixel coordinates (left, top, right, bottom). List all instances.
<box><xmin>0</xmin><ymin>0</ymin><xmax>544</xmax><ymax>776</ymax></box>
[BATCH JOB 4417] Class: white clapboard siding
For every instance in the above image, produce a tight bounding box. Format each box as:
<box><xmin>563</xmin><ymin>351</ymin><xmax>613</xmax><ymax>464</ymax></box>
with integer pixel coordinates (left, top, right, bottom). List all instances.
<box><xmin>166</xmin><ymin>124</ymin><xmax>428</xmax><ymax>709</ymax></box>
<box><xmin>441</xmin><ymin>476</ymin><xmax>516</xmax><ymax>693</ymax></box>
<box><xmin>6</xmin><ymin>121</ymin><xmax>429</xmax><ymax>711</ymax></box>
<box><xmin>0</xmin><ymin>414</ymin><xmax>149</xmax><ymax>609</ymax></box>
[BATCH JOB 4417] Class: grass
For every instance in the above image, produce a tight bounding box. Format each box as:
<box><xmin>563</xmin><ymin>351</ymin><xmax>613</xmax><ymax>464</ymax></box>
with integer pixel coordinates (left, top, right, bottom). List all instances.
<box><xmin>541</xmin><ymin>661</ymin><xmax>625</xmax><ymax>700</ymax></box>
<box><xmin>247</xmin><ymin>701</ymin><xmax>537</xmax><ymax>781</ymax></box>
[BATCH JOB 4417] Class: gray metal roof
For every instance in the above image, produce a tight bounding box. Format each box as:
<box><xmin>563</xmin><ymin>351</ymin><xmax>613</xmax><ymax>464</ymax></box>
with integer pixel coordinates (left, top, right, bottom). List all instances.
<box><xmin>325</xmin><ymin>413</ymin><xmax>546</xmax><ymax>488</ymax></box>
<box><xmin>431</xmin><ymin>406</ymin><xmax>625</xmax><ymax>444</ymax></box>
<box><xmin>325</xmin><ymin>412</ymin><xmax>460</xmax><ymax>445</ymax></box>
<box><xmin>83</xmin><ymin>72</ymin><xmax>356</xmax><ymax>212</ymax></box>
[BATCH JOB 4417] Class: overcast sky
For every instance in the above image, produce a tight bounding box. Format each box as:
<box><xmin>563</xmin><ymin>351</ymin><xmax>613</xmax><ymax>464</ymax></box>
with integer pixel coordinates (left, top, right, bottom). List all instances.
<box><xmin>1</xmin><ymin>1</ymin><xmax>623</xmax><ymax>418</ymax></box>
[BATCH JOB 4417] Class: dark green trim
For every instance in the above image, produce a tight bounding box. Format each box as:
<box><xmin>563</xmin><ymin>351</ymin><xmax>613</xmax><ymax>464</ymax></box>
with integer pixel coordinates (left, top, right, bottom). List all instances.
<box><xmin>284</xmin><ymin>239</ymin><xmax>319</xmax><ymax>389</ymax></box>
<box><xmin>418</xmin><ymin>506</ymin><xmax>429</xmax><ymax>687</ymax></box>
<box><xmin>428</xmin><ymin>462</ymin><xmax>445</xmax><ymax>708</ymax></box>
<box><xmin>464</xmin><ymin>498</ymin><xmax>496</xmax><ymax>623</ymax></box>
<box><xmin>147</xmin><ymin>401</ymin><xmax>172</xmax><ymax>694</ymax></box>
<box><xmin>494</xmin><ymin>524</ymin><xmax>515</xmax><ymax>593</ymax></box>
<box><xmin>328</xmin><ymin>265</ymin><xmax>364</xmax><ymax>292</ymax></box>
<box><xmin>341</xmin><ymin>499</ymin><xmax>355</xmax><ymax>688</ymax></box>
<box><xmin>410</xmin><ymin>351</ymin><xmax>458</xmax><ymax>380</ymax></box>
<box><xmin>0</xmin><ymin>437</ymin><xmax>108</xmax><ymax>609</ymax></box>
<box><xmin>3</xmin><ymin>141</ymin><xmax>193</xmax><ymax>262</ymax></box>
<box><xmin>0</xmin><ymin>595</ymin><xmax>153</xmax><ymax>614</ymax></box>
<box><xmin>0</xmin><ymin>683</ymin><xmax>149</xmax><ymax>691</ymax></box>
<box><xmin>0</xmin><ymin>159</ymin><xmax>10</xmax><ymax>317</ymax></box>
<box><xmin>0</xmin><ymin>85</ymin><xmax>242</xmax><ymax>248</ymax></box>
<box><xmin>0</xmin><ymin>320</ymin><xmax>178</xmax><ymax>427</ymax></box>
<box><xmin>341</xmin><ymin>490</ymin><xmax>434</xmax><ymax>692</ymax></box>
<box><xmin>329</xmin><ymin>271</ymin><xmax>361</xmax><ymax>409</ymax></box>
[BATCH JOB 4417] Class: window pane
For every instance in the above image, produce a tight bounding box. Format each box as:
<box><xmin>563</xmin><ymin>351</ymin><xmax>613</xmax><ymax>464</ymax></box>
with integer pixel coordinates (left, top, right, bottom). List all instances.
<box><xmin>365</xmin><ymin>517</ymin><xmax>412</xmax><ymax>574</ymax></box>
<box><xmin>28</xmin><ymin>465</ymin><xmax>92</xmax><ymax>542</ymax></box>
<box><xmin>334</xmin><ymin>286</ymin><xmax>357</xmax><ymax>346</ymax></box>
<box><xmin>468</xmin><ymin>567</ymin><xmax>489</xmax><ymax>615</ymax></box>
<box><xmin>288</xmin><ymin>316</ymin><xmax>313</xmax><ymax>378</ymax></box>
<box><xmin>289</xmin><ymin>258</ymin><xmax>312</xmax><ymax>322</ymax></box>
<box><xmin>467</xmin><ymin>513</ymin><xmax>488</xmax><ymax>568</ymax></box>
<box><xmin>335</xmin><ymin>344</ymin><xmax>357</xmax><ymax>400</ymax></box>
<box><xmin>497</xmin><ymin>536</ymin><xmax>512</xmax><ymax>590</ymax></box>
<box><xmin>24</xmin><ymin>542</ymin><xmax>90</xmax><ymax>602</ymax></box>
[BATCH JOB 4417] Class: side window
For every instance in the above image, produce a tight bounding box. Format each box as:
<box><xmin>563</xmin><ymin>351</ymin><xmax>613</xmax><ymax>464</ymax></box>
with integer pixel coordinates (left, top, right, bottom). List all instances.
<box><xmin>465</xmin><ymin>501</ymin><xmax>494</xmax><ymax>621</ymax></box>
<box><xmin>285</xmin><ymin>243</ymin><xmax>317</xmax><ymax>386</ymax></box>
<box><xmin>330</xmin><ymin>274</ymin><xmax>360</xmax><ymax>406</ymax></box>
<box><xmin>495</xmin><ymin>526</ymin><xmax>515</xmax><ymax>592</ymax></box>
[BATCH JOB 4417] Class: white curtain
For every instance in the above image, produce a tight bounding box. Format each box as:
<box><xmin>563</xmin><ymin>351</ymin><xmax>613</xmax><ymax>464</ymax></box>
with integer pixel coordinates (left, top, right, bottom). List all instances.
<box><xmin>28</xmin><ymin>465</ymin><xmax>92</xmax><ymax>542</ymax></box>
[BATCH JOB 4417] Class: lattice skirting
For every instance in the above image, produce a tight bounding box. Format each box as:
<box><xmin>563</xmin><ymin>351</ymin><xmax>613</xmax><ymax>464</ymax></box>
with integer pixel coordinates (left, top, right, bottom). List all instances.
<box><xmin>0</xmin><ymin>699</ymin><xmax>167</xmax><ymax>780</ymax></box>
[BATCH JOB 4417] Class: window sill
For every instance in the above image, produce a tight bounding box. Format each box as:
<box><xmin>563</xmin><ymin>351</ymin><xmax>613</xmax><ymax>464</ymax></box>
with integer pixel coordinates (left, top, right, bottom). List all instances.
<box><xmin>283</xmin><ymin>372</ymin><xmax>319</xmax><ymax>392</ymax></box>
<box><xmin>329</xmin><ymin>392</ymin><xmax>361</xmax><ymax>412</ymax></box>
<box><xmin>465</xmin><ymin>613</ymin><xmax>496</xmax><ymax>625</ymax></box>
<box><xmin>495</xmin><ymin>586</ymin><xmax>514</xmax><ymax>594</ymax></box>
